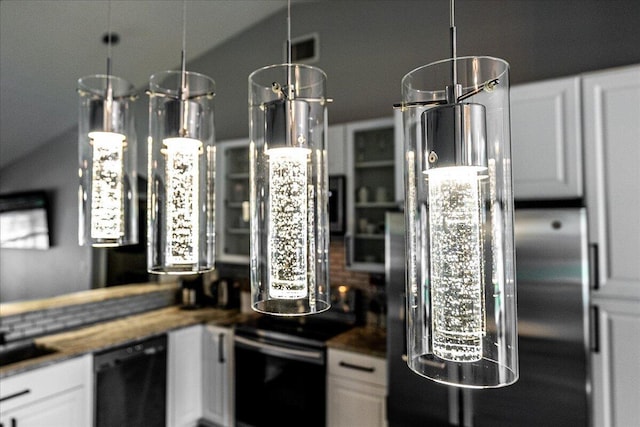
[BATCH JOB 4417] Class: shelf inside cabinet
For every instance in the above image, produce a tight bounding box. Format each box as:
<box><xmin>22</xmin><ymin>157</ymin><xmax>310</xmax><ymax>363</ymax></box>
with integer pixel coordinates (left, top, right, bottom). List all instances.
<box><xmin>354</xmin><ymin>160</ymin><xmax>395</xmax><ymax>169</ymax></box>
<box><xmin>355</xmin><ymin>234</ymin><xmax>384</xmax><ymax>240</ymax></box>
<box><xmin>228</xmin><ymin>228</ymin><xmax>250</xmax><ymax>235</ymax></box>
<box><xmin>227</xmin><ymin>172</ymin><xmax>250</xmax><ymax>180</ymax></box>
<box><xmin>355</xmin><ymin>202</ymin><xmax>397</xmax><ymax>209</ymax></box>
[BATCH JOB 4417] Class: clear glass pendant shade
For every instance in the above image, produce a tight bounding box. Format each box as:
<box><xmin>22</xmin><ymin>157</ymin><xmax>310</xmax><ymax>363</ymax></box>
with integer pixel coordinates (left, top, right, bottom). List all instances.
<box><xmin>147</xmin><ymin>70</ymin><xmax>216</xmax><ymax>274</ymax></box>
<box><xmin>78</xmin><ymin>75</ymin><xmax>138</xmax><ymax>247</ymax></box>
<box><xmin>249</xmin><ymin>64</ymin><xmax>330</xmax><ymax>316</ymax></box>
<box><xmin>401</xmin><ymin>56</ymin><xmax>518</xmax><ymax>388</ymax></box>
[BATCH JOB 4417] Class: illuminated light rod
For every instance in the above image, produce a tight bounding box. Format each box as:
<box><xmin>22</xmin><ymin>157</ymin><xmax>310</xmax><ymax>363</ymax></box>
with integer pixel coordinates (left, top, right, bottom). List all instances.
<box><xmin>425</xmin><ymin>165</ymin><xmax>487</xmax><ymax>362</ymax></box>
<box><xmin>266</xmin><ymin>146</ymin><xmax>311</xmax><ymax>300</ymax></box>
<box><xmin>163</xmin><ymin>137</ymin><xmax>202</xmax><ymax>266</ymax></box>
<box><xmin>89</xmin><ymin>131</ymin><xmax>126</xmax><ymax>241</ymax></box>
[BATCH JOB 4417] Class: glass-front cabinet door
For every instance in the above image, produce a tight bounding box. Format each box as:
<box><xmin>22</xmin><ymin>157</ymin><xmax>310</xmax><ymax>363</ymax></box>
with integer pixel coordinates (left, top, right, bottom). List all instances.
<box><xmin>216</xmin><ymin>139</ymin><xmax>250</xmax><ymax>263</ymax></box>
<box><xmin>345</xmin><ymin>117</ymin><xmax>401</xmax><ymax>272</ymax></box>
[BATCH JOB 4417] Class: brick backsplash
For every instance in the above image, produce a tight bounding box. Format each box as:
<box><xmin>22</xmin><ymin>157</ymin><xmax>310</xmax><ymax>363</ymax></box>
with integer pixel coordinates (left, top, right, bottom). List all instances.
<box><xmin>0</xmin><ymin>288</ymin><xmax>176</xmax><ymax>344</ymax></box>
<box><xmin>329</xmin><ymin>240</ymin><xmax>372</xmax><ymax>290</ymax></box>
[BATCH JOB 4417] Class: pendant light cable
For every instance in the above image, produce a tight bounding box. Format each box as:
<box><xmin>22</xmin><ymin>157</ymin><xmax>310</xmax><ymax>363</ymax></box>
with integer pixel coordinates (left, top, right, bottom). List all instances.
<box><xmin>104</xmin><ymin>0</ymin><xmax>113</xmax><ymax>131</ymax></box>
<box><xmin>179</xmin><ymin>0</ymin><xmax>188</xmax><ymax>136</ymax></box>
<box><xmin>448</xmin><ymin>0</ymin><xmax>459</xmax><ymax>102</ymax></box>
<box><xmin>180</xmin><ymin>0</ymin><xmax>187</xmax><ymax>94</ymax></box>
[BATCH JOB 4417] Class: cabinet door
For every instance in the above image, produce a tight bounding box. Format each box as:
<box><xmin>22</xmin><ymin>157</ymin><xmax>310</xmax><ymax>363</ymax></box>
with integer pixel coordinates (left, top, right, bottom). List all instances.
<box><xmin>328</xmin><ymin>124</ymin><xmax>346</xmax><ymax>176</ymax></box>
<box><xmin>167</xmin><ymin>325</ymin><xmax>203</xmax><ymax>427</ymax></box>
<box><xmin>327</xmin><ymin>348</ymin><xmax>387</xmax><ymax>427</ymax></box>
<box><xmin>202</xmin><ymin>324</ymin><xmax>234</xmax><ymax>427</ymax></box>
<box><xmin>327</xmin><ymin>376</ymin><xmax>387</xmax><ymax>427</ymax></box>
<box><xmin>0</xmin><ymin>355</ymin><xmax>92</xmax><ymax>427</ymax></box>
<box><xmin>510</xmin><ymin>76</ymin><xmax>583</xmax><ymax>200</ymax></box>
<box><xmin>583</xmin><ymin>65</ymin><xmax>640</xmax><ymax>299</ymax></box>
<box><xmin>0</xmin><ymin>387</ymin><xmax>88</xmax><ymax>427</ymax></box>
<box><xmin>216</xmin><ymin>139</ymin><xmax>251</xmax><ymax>264</ymax></box>
<box><xmin>345</xmin><ymin>117</ymin><xmax>397</xmax><ymax>272</ymax></box>
<box><xmin>591</xmin><ymin>297</ymin><xmax>640</xmax><ymax>427</ymax></box>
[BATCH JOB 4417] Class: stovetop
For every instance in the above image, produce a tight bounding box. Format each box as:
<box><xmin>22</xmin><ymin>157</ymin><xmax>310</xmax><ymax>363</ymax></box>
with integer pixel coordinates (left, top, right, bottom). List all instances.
<box><xmin>234</xmin><ymin>315</ymin><xmax>354</xmax><ymax>348</ymax></box>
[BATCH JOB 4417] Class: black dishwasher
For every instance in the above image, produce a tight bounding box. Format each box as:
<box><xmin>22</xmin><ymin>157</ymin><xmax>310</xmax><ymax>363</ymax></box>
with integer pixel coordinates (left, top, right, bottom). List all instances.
<box><xmin>94</xmin><ymin>334</ymin><xmax>167</xmax><ymax>427</ymax></box>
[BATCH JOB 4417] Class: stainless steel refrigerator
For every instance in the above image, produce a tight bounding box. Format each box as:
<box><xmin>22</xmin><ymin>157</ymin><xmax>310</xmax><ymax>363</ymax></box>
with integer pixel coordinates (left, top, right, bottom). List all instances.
<box><xmin>386</xmin><ymin>208</ymin><xmax>591</xmax><ymax>426</ymax></box>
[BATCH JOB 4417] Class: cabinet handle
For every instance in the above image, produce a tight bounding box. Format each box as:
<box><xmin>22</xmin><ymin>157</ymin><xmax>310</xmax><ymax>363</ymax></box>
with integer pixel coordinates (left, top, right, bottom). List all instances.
<box><xmin>590</xmin><ymin>305</ymin><xmax>600</xmax><ymax>354</ymax></box>
<box><xmin>589</xmin><ymin>244</ymin><xmax>600</xmax><ymax>290</ymax></box>
<box><xmin>11</xmin><ymin>418</ymin><xmax>16</xmax><ymax>427</ymax></box>
<box><xmin>339</xmin><ymin>361</ymin><xmax>375</xmax><ymax>373</ymax></box>
<box><xmin>0</xmin><ymin>389</ymin><xmax>30</xmax><ymax>403</ymax></box>
<box><xmin>218</xmin><ymin>333</ymin><xmax>226</xmax><ymax>364</ymax></box>
<box><xmin>344</xmin><ymin>234</ymin><xmax>352</xmax><ymax>267</ymax></box>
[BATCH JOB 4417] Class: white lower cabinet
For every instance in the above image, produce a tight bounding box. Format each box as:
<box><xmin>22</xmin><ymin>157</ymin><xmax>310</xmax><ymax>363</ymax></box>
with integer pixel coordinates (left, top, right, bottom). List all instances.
<box><xmin>168</xmin><ymin>325</ymin><xmax>204</xmax><ymax>427</ymax></box>
<box><xmin>327</xmin><ymin>348</ymin><xmax>387</xmax><ymax>427</ymax></box>
<box><xmin>202</xmin><ymin>324</ymin><xmax>234</xmax><ymax>427</ymax></box>
<box><xmin>591</xmin><ymin>297</ymin><xmax>640</xmax><ymax>427</ymax></box>
<box><xmin>0</xmin><ymin>355</ymin><xmax>92</xmax><ymax>427</ymax></box>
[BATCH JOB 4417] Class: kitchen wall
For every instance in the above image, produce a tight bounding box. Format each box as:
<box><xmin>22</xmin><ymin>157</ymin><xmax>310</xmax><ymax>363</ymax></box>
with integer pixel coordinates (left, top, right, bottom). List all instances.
<box><xmin>0</xmin><ymin>127</ymin><xmax>92</xmax><ymax>301</ymax></box>
<box><xmin>2</xmin><ymin>0</ymin><xmax>640</xmax><ymax>302</ymax></box>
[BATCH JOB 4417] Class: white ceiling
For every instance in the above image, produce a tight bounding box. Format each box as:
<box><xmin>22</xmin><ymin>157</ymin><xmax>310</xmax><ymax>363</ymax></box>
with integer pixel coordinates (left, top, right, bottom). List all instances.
<box><xmin>0</xmin><ymin>0</ymin><xmax>285</xmax><ymax>169</ymax></box>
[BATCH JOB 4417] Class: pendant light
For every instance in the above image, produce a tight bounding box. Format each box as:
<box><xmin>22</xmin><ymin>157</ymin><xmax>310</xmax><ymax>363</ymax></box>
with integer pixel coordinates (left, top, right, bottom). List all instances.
<box><xmin>147</xmin><ymin>1</ymin><xmax>216</xmax><ymax>274</ymax></box>
<box><xmin>249</xmin><ymin>0</ymin><xmax>331</xmax><ymax>315</ymax></box>
<box><xmin>399</xmin><ymin>0</ymin><xmax>518</xmax><ymax>388</ymax></box>
<box><xmin>78</xmin><ymin>2</ymin><xmax>137</xmax><ymax>247</ymax></box>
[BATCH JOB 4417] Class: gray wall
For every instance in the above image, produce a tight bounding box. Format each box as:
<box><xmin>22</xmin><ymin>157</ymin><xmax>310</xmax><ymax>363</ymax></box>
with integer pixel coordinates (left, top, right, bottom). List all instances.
<box><xmin>2</xmin><ymin>0</ymin><xmax>640</xmax><ymax>302</ymax></box>
<box><xmin>0</xmin><ymin>127</ymin><xmax>92</xmax><ymax>301</ymax></box>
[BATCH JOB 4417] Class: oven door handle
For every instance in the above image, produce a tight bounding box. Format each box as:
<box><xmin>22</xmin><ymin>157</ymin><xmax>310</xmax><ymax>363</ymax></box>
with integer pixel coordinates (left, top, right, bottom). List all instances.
<box><xmin>234</xmin><ymin>335</ymin><xmax>324</xmax><ymax>364</ymax></box>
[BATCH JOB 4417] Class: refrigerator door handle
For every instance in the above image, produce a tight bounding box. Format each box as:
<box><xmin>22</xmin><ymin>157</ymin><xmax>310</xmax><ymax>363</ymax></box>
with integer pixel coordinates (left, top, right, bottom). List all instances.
<box><xmin>590</xmin><ymin>305</ymin><xmax>600</xmax><ymax>353</ymax></box>
<box><xmin>589</xmin><ymin>243</ymin><xmax>600</xmax><ymax>290</ymax></box>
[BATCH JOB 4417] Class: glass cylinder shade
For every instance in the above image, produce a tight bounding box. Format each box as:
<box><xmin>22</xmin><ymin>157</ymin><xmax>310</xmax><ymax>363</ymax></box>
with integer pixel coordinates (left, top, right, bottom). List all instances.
<box><xmin>249</xmin><ymin>64</ymin><xmax>330</xmax><ymax>316</ymax></box>
<box><xmin>147</xmin><ymin>70</ymin><xmax>216</xmax><ymax>274</ymax></box>
<box><xmin>78</xmin><ymin>75</ymin><xmax>138</xmax><ymax>247</ymax></box>
<box><xmin>401</xmin><ymin>57</ymin><xmax>518</xmax><ymax>388</ymax></box>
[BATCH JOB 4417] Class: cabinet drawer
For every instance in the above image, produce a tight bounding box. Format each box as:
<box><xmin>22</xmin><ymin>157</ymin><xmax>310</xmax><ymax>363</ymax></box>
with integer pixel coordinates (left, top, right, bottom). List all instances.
<box><xmin>0</xmin><ymin>355</ymin><xmax>91</xmax><ymax>413</ymax></box>
<box><xmin>328</xmin><ymin>348</ymin><xmax>386</xmax><ymax>386</ymax></box>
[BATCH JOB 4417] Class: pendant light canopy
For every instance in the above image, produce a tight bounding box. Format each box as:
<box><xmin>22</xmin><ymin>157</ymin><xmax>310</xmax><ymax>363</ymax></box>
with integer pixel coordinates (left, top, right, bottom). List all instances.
<box><xmin>400</xmin><ymin>1</ymin><xmax>518</xmax><ymax>388</ymax></box>
<box><xmin>249</xmin><ymin>2</ymin><xmax>331</xmax><ymax>316</ymax></box>
<box><xmin>78</xmin><ymin>2</ymin><xmax>137</xmax><ymax>248</ymax></box>
<box><xmin>147</xmin><ymin>2</ymin><xmax>216</xmax><ymax>274</ymax></box>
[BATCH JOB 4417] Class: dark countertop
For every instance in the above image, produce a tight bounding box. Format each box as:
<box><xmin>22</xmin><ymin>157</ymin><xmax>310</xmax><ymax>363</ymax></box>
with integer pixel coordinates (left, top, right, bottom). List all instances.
<box><xmin>327</xmin><ymin>326</ymin><xmax>387</xmax><ymax>359</ymax></box>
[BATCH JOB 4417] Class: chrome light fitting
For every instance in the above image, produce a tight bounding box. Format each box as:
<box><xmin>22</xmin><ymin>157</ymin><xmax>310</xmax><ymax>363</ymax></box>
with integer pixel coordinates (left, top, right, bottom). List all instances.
<box><xmin>399</xmin><ymin>0</ymin><xmax>518</xmax><ymax>388</ymax></box>
<box><xmin>249</xmin><ymin>0</ymin><xmax>331</xmax><ymax>315</ymax></box>
<box><xmin>78</xmin><ymin>1</ymin><xmax>137</xmax><ymax>247</ymax></box>
<box><xmin>147</xmin><ymin>1</ymin><xmax>216</xmax><ymax>274</ymax></box>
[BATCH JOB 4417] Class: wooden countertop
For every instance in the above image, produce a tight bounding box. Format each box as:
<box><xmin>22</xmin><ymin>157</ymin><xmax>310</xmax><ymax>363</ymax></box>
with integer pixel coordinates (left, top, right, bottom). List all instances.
<box><xmin>327</xmin><ymin>326</ymin><xmax>387</xmax><ymax>359</ymax></box>
<box><xmin>0</xmin><ymin>306</ymin><xmax>248</xmax><ymax>378</ymax></box>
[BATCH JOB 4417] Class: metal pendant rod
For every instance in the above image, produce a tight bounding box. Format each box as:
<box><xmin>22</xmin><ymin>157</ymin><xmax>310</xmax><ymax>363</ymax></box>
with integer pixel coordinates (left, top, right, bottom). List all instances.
<box><xmin>179</xmin><ymin>0</ymin><xmax>189</xmax><ymax>136</ymax></box>
<box><xmin>104</xmin><ymin>0</ymin><xmax>113</xmax><ymax>132</ymax></box>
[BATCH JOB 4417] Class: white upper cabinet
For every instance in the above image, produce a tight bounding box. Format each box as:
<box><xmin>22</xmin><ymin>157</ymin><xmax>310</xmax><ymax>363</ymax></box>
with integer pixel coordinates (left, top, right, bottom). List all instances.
<box><xmin>216</xmin><ymin>138</ymin><xmax>251</xmax><ymax>264</ymax></box>
<box><xmin>344</xmin><ymin>117</ymin><xmax>398</xmax><ymax>272</ymax></box>
<box><xmin>583</xmin><ymin>64</ymin><xmax>640</xmax><ymax>299</ymax></box>
<box><xmin>510</xmin><ymin>76</ymin><xmax>583</xmax><ymax>200</ymax></box>
<box><xmin>328</xmin><ymin>124</ymin><xmax>347</xmax><ymax>176</ymax></box>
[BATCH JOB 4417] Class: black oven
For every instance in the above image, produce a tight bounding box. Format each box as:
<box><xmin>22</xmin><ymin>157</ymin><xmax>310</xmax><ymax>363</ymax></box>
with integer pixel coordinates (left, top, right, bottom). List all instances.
<box><xmin>234</xmin><ymin>312</ymin><xmax>355</xmax><ymax>427</ymax></box>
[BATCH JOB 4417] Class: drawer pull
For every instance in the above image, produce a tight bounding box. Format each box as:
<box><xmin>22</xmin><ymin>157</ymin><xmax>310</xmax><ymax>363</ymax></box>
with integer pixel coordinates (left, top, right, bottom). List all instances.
<box><xmin>339</xmin><ymin>361</ymin><xmax>375</xmax><ymax>373</ymax></box>
<box><xmin>0</xmin><ymin>389</ymin><xmax>30</xmax><ymax>402</ymax></box>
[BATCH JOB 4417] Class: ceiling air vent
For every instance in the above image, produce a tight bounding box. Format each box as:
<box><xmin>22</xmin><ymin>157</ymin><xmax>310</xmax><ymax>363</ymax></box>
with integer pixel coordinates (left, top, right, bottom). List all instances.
<box><xmin>285</xmin><ymin>33</ymin><xmax>319</xmax><ymax>63</ymax></box>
